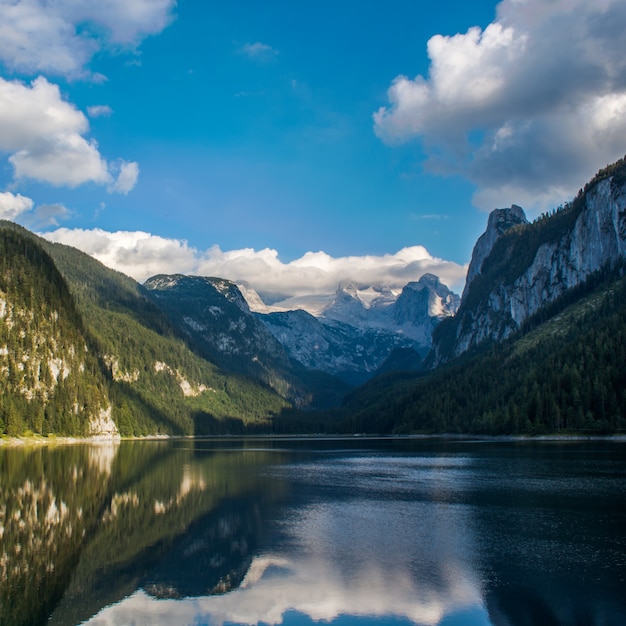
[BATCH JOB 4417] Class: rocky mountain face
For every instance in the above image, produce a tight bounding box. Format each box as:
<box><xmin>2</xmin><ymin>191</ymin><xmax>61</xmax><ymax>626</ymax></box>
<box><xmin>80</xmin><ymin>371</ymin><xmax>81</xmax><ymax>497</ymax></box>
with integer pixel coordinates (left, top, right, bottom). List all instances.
<box><xmin>257</xmin><ymin>273</ymin><xmax>459</xmax><ymax>383</ymax></box>
<box><xmin>461</xmin><ymin>205</ymin><xmax>528</xmax><ymax>299</ymax></box>
<box><xmin>431</xmin><ymin>158</ymin><xmax>626</xmax><ymax>364</ymax></box>
<box><xmin>259</xmin><ymin>309</ymin><xmax>415</xmax><ymax>385</ymax></box>
<box><xmin>143</xmin><ymin>274</ymin><xmax>285</xmax><ymax>368</ymax></box>
<box><xmin>143</xmin><ymin>274</ymin><xmax>348</xmax><ymax>407</ymax></box>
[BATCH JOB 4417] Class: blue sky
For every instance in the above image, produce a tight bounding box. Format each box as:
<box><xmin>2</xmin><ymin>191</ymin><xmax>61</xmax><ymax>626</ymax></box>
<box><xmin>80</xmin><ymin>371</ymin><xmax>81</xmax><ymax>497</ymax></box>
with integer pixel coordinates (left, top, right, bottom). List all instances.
<box><xmin>1</xmin><ymin>0</ymin><xmax>626</xmax><ymax>299</ymax></box>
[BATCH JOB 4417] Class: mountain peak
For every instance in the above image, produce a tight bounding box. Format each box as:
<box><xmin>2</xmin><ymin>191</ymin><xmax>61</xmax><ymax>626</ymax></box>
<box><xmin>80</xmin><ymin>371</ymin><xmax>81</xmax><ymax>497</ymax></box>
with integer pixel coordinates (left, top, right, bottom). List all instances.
<box><xmin>462</xmin><ymin>205</ymin><xmax>529</xmax><ymax>299</ymax></box>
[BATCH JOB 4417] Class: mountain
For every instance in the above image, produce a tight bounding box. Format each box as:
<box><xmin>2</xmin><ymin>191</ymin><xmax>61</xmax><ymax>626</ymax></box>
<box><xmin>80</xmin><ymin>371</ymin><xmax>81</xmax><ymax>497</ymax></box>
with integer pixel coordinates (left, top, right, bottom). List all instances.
<box><xmin>5</xmin><ymin>154</ymin><xmax>625</xmax><ymax>439</ymax></box>
<box><xmin>0</xmin><ymin>226</ymin><xmax>114</xmax><ymax>437</ymax></box>
<box><xmin>338</xmin><ymin>269</ymin><xmax>626</xmax><ymax>435</ymax></box>
<box><xmin>332</xmin><ymin>156</ymin><xmax>626</xmax><ymax>435</ymax></box>
<box><xmin>0</xmin><ymin>222</ymin><xmax>289</xmax><ymax>437</ymax></box>
<box><xmin>431</xmin><ymin>156</ymin><xmax>626</xmax><ymax>365</ymax></box>
<box><xmin>259</xmin><ymin>308</ymin><xmax>414</xmax><ymax>386</ymax></box>
<box><xmin>257</xmin><ymin>274</ymin><xmax>459</xmax><ymax>383</ymax></box>
<box><xmin>143</xmin><ymin>274</ymin><xmax>348</xmax><ymax>408</ymax></box>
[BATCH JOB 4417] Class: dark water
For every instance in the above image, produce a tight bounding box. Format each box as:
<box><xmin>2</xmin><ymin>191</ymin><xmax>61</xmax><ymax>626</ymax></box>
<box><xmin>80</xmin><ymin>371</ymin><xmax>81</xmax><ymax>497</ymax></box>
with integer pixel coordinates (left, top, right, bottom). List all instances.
<box><xmin>1</xmin><ymin>438</ymin><xmax>625</xmax><ymax>625</ymax></box>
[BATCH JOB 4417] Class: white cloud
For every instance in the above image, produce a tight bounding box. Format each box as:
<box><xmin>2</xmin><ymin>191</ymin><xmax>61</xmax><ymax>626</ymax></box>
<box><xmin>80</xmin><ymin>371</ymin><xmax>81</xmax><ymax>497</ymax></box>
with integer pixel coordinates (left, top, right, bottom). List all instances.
<box><xmin>41</xmin><ymin>228</ymin><xmax>468</xmax><ymax>297</ymax></box>
<box><xmin>374</xmin><ymin>0</ymin><xmax>626</xmax><ymax>213</ymax></box>
<box><xmin>87</xmin><ymin>105</ymin><xmax>113</xmax><ymax>118</ymax></box>
<box><xmin>0</xmin><ymin>76</ymin><xmax>137</xmax><ymax>191</ymax></box>
<box><xmin>0</xmin><ymin>0</ymin><xmax>176</xmax><ymax>78</ymax></box>
<box><xmin>108</xmin><ymin>160</ymin><xmax>139</xmax><ymax>194</ymax></box>
<box><xmin>0</xmin><ymin>191</ymin><xmax>33</xmax><ymax>220</ymax></box>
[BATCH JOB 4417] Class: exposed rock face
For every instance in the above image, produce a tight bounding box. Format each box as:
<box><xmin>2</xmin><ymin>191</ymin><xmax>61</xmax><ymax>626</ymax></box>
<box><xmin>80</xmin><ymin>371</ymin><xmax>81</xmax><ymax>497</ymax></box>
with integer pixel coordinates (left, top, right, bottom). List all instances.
<box><xmin>433</xmin><ymin>168</ymin><xmax>626</xmax><ymax>364</ymax></box>
<box><xmin>461</xmin><ymin>205</ymin><xmax>528</xmax><ymax>299</ymax></box>
<box><xmin>143</xmin><ymin>273</ymin><xmax>289</xmax><ymax>376</ymax></box>
<box><xmin>259</xmin><ymin>273</ymin><xmax>459</xmax><ymax>383</ymax></box>
<box><xmin>394</xmin><ymin>274</ymin><xmax>460</xmax><ymax>345</ymax></box>
<box><xmin>88</xmin><ymin>407</ymin><xmax>119</xmax><ymax>437</ymax></box>
<box><xmin>260</xmin><ymin>309</ymin><xmax>417</xmax><ymax>385</ymax></box>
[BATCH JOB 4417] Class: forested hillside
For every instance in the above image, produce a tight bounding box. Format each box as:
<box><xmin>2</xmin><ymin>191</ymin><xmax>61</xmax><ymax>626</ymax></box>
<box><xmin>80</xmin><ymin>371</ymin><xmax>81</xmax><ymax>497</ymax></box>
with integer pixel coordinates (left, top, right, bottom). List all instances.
<box><xmin>337</xmin><ymin>267</ymin><xmax>626</xmax><ymax>435</ymax></box>
<box><xmin>0</xmin><ymin>222</ymin><xmax>288</xmax><ymax>437</ymax></box>
<box><xmin>0</xmin><ymin>228</ymin><xmax>111</xmax><ymax>436</ymax></box>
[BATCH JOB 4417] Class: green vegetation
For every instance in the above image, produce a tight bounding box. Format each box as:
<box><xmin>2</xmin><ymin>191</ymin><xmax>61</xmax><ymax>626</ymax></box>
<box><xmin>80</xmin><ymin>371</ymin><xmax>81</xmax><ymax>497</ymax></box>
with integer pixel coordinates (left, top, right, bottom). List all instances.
<box><xmin>0</xmin><ymin>228</ymin><xmax>110</xmax><ymax>436</ymax></box>
<box><xmin>336</xmin><ymin>268</ymin><xmax>626</xmax><ymax>435</ymax></box>
<box><xmin>0</xmin><ymin>440</ymin><xmax>288</xmax><ymax>626</ymax></box>
<box><xmin>0</xmin><ymin>222</ymin><xmax>288</xmax><ymax>438</ymax></box>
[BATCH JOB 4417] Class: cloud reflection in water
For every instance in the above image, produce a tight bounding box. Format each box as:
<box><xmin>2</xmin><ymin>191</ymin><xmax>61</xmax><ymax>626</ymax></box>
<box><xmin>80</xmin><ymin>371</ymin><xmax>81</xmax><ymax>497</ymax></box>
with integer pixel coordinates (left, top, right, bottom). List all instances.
<box><xmin>86</xmin><ymin>455</ymin><xmax>492</xmax><ymax>626</ymax></box>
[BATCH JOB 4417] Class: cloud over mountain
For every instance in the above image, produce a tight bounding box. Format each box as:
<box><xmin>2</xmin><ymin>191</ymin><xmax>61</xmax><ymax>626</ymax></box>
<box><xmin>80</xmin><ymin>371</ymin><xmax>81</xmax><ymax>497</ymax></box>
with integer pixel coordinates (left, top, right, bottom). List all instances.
<box><xmin>374</xmin><ymin>0</ymin><xmax>626</xmax><ymax>212</ymax></box>
<box><xmin>42</xmin><ymin>228</ymin><xmax>467</xmax><ymax>297</ymax></box>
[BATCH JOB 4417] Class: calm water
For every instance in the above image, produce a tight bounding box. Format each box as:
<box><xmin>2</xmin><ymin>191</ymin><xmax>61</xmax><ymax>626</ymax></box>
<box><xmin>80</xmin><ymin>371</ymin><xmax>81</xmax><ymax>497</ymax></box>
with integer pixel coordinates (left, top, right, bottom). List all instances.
<box><xmin>1</xmin><ymin>438</ymin><xmax>625</xmax><ymax>626</ymax></box>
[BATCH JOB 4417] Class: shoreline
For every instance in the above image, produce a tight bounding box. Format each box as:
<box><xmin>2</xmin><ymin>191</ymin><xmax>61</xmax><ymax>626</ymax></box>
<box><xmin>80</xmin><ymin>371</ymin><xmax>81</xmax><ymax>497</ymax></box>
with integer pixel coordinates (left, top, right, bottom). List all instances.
<box><xmin>0</xmin><ymin>433</ymin><xmax>122</xmax><ymax>447</ymax></box>
<box><xmin>1</xmin><ymin>432</ymin><xmax>625</xmax><ymax>447</ymax></box>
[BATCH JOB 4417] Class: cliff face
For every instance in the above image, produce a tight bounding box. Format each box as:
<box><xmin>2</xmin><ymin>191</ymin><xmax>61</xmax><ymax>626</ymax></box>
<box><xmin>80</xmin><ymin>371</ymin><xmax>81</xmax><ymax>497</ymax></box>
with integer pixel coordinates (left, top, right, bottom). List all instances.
<box><xmin>432</xmin><ymin>160</ymin><xmax>626</xmax><ymax>363</ymax></box>
<box><xmin>461</xmin><ymin>205</ymin><xmax>528</xmax><ymax>299</ymax></box>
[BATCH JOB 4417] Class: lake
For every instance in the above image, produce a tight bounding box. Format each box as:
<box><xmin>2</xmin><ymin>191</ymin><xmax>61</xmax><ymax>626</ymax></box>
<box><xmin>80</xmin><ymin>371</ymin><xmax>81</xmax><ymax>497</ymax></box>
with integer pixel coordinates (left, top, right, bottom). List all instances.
<box><xmin>1</xmin><ymin>437</ymin><xmax>625</xmax><ymax>625</ymax></box>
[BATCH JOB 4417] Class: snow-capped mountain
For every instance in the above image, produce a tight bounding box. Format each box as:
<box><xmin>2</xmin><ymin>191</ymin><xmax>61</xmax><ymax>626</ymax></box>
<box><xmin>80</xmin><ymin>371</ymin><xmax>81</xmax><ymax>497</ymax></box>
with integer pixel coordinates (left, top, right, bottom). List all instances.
<box><xmin>249</xmin><ymin>273</ymin><xmax>460</xmax><ymax>383</ymax></box>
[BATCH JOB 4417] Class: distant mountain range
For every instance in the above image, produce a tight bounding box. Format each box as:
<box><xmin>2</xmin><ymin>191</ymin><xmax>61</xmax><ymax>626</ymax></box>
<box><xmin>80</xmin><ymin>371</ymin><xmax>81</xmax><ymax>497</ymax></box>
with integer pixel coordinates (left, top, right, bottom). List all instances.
<box><xmin>254</xmin><ymin>274</ymin><xmax>459</xmax><ymax>384</ymax></box>
<box><xmin>2</xmin><ymin>155</ymin><xmax>626</xmax><ymax>437</ymax></box>
<box><xmin>338</xmin><ymin>156</ymin><xmax>626</xmax><ymax>435</ymax></box>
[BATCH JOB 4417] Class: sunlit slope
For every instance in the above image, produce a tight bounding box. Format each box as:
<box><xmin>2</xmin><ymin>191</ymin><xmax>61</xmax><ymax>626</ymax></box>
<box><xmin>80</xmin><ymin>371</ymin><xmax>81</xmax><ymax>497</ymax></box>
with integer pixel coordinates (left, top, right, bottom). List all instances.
<box><xmin>0</xmin><ymin>227</ymin><xmax>111</xmax><ymax>436</ymax></box>
<box><xmin>0</xmin><ymin>222</ymin><xmax>288</xmax><ymax>436</ymax></box>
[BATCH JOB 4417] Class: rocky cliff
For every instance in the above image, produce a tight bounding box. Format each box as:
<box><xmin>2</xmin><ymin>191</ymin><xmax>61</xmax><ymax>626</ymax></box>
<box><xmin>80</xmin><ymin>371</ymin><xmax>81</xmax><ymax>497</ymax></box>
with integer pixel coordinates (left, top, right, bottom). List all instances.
<box><xmin>432</xmin><ymin>157</ymin><xmax>626</xmax><ymax>363</ymax></box>
<box><xmin>143</xmin><ymin>274</ymin><xmax>348</xmax><ymax>407</ymax></box>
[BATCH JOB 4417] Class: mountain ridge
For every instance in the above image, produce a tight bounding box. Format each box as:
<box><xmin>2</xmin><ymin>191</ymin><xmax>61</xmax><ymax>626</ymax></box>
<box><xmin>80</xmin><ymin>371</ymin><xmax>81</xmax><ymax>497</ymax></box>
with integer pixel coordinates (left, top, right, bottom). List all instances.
<box><xmin>256</xmin><ymin>273</ymin><xmax>459</xmax><ymax>383</ymax></box>
<box><xmin>3</xmin><ymin>155</ymin><xmax>626</xmax><ymax>437</ymax></box>
<box><xmin>430</xmin><ymin>155</ymin><xmax>626</xmax><ymax>365</ymax></box>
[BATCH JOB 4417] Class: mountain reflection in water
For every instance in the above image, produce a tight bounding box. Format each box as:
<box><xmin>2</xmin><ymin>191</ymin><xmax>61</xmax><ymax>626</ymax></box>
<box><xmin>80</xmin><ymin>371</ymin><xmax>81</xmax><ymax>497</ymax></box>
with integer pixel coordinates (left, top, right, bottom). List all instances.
<box><xmin>1</xmin><ymin>438</ymin><xmax>625</xmax><ymax>625</ymax></box>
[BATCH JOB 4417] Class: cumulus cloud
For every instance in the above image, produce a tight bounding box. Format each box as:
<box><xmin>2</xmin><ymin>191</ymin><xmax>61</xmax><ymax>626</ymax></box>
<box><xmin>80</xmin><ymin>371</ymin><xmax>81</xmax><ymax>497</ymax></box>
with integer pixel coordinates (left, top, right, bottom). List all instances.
<box><xmin>0</xmin><ymin>0</ymin><xmax>176</xmax><ymax>78</ymax></box>
<box><xmin>0</xmin><ymin>76</ymin><xmax>137</xmax><ymax>191</ymax></box>
<box><xmin>374</xmin><ymin>0</ymin><xmax>626</xmax><ymax>212</ymax></box>
<box><xmin>0</xmin><ymin>191</ymin><xmax>33</xmax><ymax>220</ymax></box>
<box><xmin>41</xmin><ymin>228</ymin><xmax>468</xmax><ymax>298</ymax></box>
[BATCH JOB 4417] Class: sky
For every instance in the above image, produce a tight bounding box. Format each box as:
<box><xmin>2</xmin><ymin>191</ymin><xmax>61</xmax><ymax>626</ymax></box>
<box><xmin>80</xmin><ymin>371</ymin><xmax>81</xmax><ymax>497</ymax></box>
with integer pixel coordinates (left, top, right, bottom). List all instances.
<box><xmin>1</xmin><ymin>0</ymin><xmax>626</xmax><ymax>301</ymax></box>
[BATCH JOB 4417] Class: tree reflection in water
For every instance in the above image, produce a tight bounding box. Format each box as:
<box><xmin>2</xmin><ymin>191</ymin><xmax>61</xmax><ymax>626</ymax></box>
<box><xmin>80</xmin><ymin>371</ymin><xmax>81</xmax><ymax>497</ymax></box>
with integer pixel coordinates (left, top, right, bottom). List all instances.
<box><xmin>1</xmin><ymin>438</ymin><xmax>625</xmax><ymax>626</ymax></box>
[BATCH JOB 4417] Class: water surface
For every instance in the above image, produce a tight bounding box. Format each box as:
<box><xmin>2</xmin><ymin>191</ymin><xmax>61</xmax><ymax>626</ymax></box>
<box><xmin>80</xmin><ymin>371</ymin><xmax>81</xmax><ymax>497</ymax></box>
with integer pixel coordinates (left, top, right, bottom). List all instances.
<box><xmin>1</xmin><ymin>437</ymin><xmax>625</xmax><ymax>625</ymax></box>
